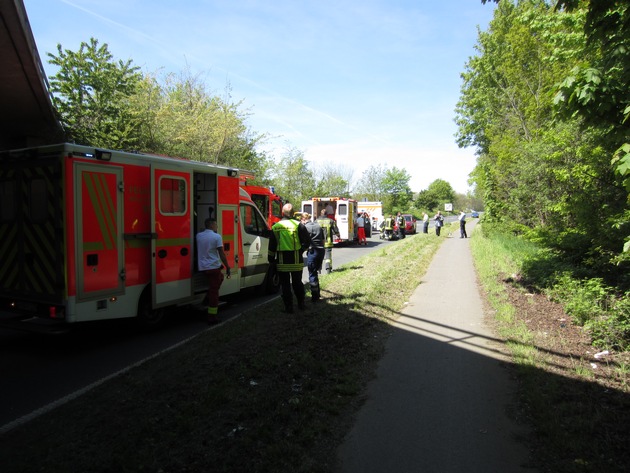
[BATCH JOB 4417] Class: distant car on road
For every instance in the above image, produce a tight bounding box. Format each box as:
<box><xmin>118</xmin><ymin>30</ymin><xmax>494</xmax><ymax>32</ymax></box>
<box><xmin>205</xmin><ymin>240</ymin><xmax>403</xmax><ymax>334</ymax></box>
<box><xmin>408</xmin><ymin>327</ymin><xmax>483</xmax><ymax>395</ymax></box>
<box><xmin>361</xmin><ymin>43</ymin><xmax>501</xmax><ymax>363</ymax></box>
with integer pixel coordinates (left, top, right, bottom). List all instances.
<box><xmin>471</xmin><ymin>210</ymin><xmax>479</xmax><ymax>218</ymax></box>
<box><xmin>402</xmin><ymin>214</ymin><xmax>417</xmax><ymax>234</ymax></box>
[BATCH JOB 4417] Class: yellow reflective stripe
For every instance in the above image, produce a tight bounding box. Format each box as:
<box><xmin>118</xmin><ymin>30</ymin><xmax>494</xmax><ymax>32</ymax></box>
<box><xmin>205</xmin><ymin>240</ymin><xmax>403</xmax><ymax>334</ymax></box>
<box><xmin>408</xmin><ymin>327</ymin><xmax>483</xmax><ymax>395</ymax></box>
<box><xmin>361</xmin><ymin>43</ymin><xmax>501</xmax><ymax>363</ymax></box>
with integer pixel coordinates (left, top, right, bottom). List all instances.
<box><xmin>277</xmin><ymin>263</ymin><xmax>303</xmax><ymax>271</ymax></box>
<box><xmin>97</xmin><ymin>173</ymin><xmax>117</xmax><ymax>249</ymax></box>
<box><xmin>84</xmin><ymin>241</ymin><xmax>105</xmax><ymax>251</ymax></box>
<box><xmin>83</xmin><ymin>172</ymin><xmax>117</xmax><ymax>250</ymax></box>
<box><xmin>157</xmin><ymin>237</ymin><xmax>190</xmax><ymax>246</ymax></box>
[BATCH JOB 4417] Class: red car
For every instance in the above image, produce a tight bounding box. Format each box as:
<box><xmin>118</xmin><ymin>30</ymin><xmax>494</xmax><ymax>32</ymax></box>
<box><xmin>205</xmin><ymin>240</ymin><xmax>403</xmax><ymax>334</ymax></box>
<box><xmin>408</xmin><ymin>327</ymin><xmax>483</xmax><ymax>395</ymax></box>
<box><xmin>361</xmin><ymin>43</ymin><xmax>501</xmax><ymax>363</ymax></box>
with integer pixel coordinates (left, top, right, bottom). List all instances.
<box><xmin>401</xmin><ymin>214</ymin><xmax>417</xmax><ymax>234</ymax></box>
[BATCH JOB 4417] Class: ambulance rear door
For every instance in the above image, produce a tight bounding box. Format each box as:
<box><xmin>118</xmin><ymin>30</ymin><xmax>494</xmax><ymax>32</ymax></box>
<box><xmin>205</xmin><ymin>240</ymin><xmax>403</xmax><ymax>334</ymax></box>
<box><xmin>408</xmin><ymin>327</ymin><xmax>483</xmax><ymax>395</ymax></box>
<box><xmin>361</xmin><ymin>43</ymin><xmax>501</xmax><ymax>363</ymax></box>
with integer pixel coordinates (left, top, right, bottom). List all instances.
<box><xmin>336</xmin><ymin>201</ymin><xmax>350</xmax><ymax>241</ymax></box>
<box><xmin>151</xmin><ymin>164</ymin><xmax>193</xmax><ymax>307</ymax></box>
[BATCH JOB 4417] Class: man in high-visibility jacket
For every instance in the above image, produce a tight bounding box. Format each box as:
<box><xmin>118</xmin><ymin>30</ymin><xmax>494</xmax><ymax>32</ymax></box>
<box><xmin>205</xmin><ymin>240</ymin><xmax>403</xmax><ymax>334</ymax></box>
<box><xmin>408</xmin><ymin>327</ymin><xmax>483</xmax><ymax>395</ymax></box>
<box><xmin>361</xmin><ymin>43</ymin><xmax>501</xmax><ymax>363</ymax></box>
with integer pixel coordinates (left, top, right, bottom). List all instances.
<box><xmin>269</xmin><ymin>203</ymin><xmax>311</xmax><ymax>313</ymax></box>
<box><xmin>317</xmin><ymin>209</ymin><xmax>340</xmax><ymax>273</ymax></box>
<box><xmin>384</xmin><ymin>214</ymin><xmax>395</xmax><ymax>240</ymax></box>
<box><xmin>396</xmin><ymin>212</ymin><xmax>406</xmax><ymax>240</ymax></box>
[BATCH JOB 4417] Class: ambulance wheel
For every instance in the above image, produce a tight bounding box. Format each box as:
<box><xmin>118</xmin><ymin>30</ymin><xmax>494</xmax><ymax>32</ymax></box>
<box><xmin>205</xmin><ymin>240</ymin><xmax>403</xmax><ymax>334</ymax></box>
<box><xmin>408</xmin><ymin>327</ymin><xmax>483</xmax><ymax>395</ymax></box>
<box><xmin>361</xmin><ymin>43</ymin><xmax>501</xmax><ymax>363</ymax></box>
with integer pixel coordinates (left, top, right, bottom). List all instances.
<box><xmin>136</xmin><ymin>289</ymin><xmax>165</xmax><ymax>328</ymax></box>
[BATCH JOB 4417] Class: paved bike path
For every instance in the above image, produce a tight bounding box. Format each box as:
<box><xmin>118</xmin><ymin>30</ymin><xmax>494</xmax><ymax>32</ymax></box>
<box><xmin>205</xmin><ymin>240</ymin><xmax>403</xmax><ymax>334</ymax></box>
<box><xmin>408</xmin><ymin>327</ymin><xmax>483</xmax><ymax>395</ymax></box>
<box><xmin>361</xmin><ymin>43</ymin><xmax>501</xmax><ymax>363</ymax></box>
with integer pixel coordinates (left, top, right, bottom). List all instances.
<box><xmin>336</xmin><ymin>223</ymin><xmax>536</xmax><ymax>472</ymax></box>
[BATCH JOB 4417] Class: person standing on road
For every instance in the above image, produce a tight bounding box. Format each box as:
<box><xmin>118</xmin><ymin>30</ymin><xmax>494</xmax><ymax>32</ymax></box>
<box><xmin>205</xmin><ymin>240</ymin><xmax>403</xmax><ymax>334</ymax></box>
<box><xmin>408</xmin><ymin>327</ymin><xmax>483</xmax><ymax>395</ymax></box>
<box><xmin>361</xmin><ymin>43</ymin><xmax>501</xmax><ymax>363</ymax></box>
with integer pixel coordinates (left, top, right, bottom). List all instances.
<box><xmin>302</xmin><ymin>213</ymin><xmax>325</xmax><ymax>303</ymax></box>
<box><xmin>363</xmin><ymin>212</ymin><xmax>372</xmax><ymax>238</ymax></box>
<box><xmin>434</xmin><ymin>211</ymin><xmax>444</xmax><ymax>236</ymax></box>
<box><xmin>396</xmin><ymin>212</ymin><xmax>406</xmax><ymax>239</ymax></box>
<box><xmin>458</xmin><ymin>210</ymin><xmax>468</xmax><ymax>238</ymax></box>
<box><xmin>422</xmin><ymin>212</ymin><xmax>429</xmax><ymax>234</ymax></box>
<box><xmin>356</xmin><ymin>213</ymin><xmax>367</xmax><ymax>245</ymax></box>
<box><xmin>383</xmin><ymin>214</ymin><xmax>395</xmax><ymax>240</ymax></box>
<box><xmin>269</xmin><ymin>204</ymin><xmax>311</xmax><ymax>313</ymax></box>
<box><xmin>318</xmin><ymin>209</ymin><xmax>340</xmax><ymax>273</ymax></box>
<box><xmin>196</xmin><ymin>218</ymin><xmax>231</xmax><ymax>324</ymax></box>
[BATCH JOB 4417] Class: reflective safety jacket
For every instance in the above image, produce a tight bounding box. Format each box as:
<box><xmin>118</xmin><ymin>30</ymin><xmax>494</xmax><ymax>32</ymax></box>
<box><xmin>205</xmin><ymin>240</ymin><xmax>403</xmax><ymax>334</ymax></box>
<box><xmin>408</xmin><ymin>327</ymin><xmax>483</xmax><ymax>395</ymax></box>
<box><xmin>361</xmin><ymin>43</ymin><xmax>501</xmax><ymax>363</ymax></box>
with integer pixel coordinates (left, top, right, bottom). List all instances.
<box><xmin>317</xmin><ymin>217</ymin><xmax>340</xmax><ymax>248</ymax></box>
<box><xmin>396</xmin><ymin>215</ymin><xmax>405</xmax><ymax>229</ymax></box>
<box><xmin>269</xmin><ymin>217</ymin><xmax>310</xmax><ymax>272</ymax></box>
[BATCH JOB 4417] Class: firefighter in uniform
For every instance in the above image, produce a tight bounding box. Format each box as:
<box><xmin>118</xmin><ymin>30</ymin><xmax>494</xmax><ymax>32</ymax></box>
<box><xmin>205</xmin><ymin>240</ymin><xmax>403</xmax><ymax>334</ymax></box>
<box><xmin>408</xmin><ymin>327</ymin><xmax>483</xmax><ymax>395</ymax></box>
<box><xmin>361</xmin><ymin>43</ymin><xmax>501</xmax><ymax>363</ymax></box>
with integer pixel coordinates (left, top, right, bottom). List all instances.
<box><xmin>396</xmin><ymin>212</ymin><xmax>406</xmax><ymax>239</ymax></box>
<box><xmin>269</xmin><ymin>203</ymin><xmax>311</xmax><ymax>313</ymax></box>
<box><xmin>383</xmin><ymin>214</ymin><xmax>395</xmax><ymax>240</ymax></box>
<box><xmin>317</xmin><ymin>209</ymin><xmax>340</xmax><ymax>273</ymax></box>
<box><xmin>301</xmin><ymin>212</ymin><xmax>325</xmax><ymax>302</ymax></box>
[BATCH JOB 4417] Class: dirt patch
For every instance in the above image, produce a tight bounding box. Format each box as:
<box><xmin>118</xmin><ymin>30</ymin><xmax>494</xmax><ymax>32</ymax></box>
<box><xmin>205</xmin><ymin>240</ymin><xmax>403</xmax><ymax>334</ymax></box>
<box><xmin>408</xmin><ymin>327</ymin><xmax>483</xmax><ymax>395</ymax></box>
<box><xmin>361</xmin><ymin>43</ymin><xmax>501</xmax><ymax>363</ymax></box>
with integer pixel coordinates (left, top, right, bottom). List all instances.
<box><xmin>491</xmin><ymin>280</ymin><xmax>630</xmax><ymax>472</ymax></box>
<box><xmin>503</xmin><ymin>282</ymin><xmax>629</xmax><ymax>391</ymax></box>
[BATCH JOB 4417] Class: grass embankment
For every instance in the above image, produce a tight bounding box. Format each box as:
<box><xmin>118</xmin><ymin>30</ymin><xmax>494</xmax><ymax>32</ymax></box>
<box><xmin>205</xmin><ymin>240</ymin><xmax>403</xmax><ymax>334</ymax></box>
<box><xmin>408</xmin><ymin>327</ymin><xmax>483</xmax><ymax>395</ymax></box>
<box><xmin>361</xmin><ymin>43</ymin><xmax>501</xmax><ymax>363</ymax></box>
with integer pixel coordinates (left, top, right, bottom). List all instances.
<box><xmin>1</xmin><ymin>230</ymin><xmax>447</xmax><ymax>473</ymax></box>
<box><xmin>471</xmin><ymin>225</ymin><xmax>630</xmax><ymax>473</ymax></box>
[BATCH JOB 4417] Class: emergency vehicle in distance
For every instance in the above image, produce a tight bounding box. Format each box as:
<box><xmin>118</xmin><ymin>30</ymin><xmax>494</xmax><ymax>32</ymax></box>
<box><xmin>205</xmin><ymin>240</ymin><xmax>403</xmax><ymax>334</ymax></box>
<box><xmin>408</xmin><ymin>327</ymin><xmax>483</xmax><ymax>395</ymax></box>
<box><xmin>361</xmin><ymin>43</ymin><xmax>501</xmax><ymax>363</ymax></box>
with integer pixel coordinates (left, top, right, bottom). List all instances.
<box><xmin>301</xmin><ymin>197</ymin><xmax>358</xmax><ymax>244</ymax></box>
<box><xmin>0</xmin><ymin>143</ymin><xmax>279</xmax><ymax>329</ymax></box>
<box><xmin>357</xmin><ymin>201</ymin><xmax>384</xmax><ymax>231</ymax></box>
<box><xmin>239</xmin><ymin>171</ymin><xmax>283</xmax><ymax>227</ymax></box>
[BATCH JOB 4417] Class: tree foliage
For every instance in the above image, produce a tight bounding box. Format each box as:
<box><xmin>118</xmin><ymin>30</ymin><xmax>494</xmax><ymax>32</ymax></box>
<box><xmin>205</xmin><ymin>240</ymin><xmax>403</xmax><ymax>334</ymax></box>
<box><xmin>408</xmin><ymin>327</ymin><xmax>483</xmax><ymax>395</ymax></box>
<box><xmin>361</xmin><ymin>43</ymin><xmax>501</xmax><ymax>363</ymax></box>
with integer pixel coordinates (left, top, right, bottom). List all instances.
<box><xmin>270</xmin><ymin>147</ymin><xmax>316</xmax><ymax>206</ymax></box>
<box><xmin>380</xmin><ymin>167</ymin><xmax>412</xmax><ymax>214</ymax></box>
<box><xmin>460</xmin><ymin>1</ymin><xmax>629</xmax><ymax>284</ymax></box>
<box><xmin>48</xmin><ymin>38</ymin><xmax>142</xmax><ymax>149</ymax></box>
<box><xmin>313</xmin><ymin>164</ymin><xmax>353</xmax><ymax>197</ymax></box>
<box><xmin>353</xmin><ymin>164</ymin><xmax>389</xmax><ymax>202</ymax></box>
<box><xmin>47</xmin><ymin>39</ymin><xmax>272</xmax><ymax>180</ymax></box>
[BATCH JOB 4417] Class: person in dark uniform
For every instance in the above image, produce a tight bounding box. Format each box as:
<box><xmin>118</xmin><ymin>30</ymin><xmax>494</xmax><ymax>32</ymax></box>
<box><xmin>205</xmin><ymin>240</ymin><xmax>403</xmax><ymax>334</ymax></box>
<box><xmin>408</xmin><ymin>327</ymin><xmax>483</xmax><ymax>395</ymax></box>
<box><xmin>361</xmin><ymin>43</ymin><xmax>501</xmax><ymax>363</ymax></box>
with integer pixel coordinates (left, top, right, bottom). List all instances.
<box><xmin>302</xmin><ymin>212</ymin><xmax>325</xmax><ymax>302</ymax></box>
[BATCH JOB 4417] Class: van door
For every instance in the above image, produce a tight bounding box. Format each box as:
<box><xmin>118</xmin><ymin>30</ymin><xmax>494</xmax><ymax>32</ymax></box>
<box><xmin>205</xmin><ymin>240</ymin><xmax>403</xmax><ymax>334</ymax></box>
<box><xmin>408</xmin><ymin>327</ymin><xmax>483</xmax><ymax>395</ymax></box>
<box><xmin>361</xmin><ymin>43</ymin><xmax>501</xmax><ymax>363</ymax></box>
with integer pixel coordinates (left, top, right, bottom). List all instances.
<box><xmin>76</xmin><ymin>163</ymin><xmax>124</xmax><ymax>300</ymax></box>
<box><xmin>336</xmin><ymin>202</ymin><xmax>349</xmax><ymax>241</ymax></box>
<box><xmin>151</xmin><ymin>165</ymin><xmax>192</xmax><ymax>307</ymax></box>
<box><xmin>239</xmin><ymin>202</ymin><xmax>268</xmax><ymax>288</ymax></box>
<box><xmin>219</xmin><ymin>205</ymin><xmax>239</xmax><ymax>295</ymax></box>
<box><xmin>301</xmin><ymin>200</ymin><xmax>314</xmax><ymax>219</ymax></box>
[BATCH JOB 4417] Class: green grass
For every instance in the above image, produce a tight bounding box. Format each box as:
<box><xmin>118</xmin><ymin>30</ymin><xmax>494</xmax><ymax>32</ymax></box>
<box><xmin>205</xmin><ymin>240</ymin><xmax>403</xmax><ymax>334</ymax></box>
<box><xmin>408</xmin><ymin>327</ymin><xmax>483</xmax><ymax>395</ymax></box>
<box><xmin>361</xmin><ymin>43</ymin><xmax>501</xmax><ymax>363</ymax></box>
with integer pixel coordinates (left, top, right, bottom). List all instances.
<box><xmin>0</xmin><ymin>230</ymin><xmax>447</xmax><ymax>473</ymax></box>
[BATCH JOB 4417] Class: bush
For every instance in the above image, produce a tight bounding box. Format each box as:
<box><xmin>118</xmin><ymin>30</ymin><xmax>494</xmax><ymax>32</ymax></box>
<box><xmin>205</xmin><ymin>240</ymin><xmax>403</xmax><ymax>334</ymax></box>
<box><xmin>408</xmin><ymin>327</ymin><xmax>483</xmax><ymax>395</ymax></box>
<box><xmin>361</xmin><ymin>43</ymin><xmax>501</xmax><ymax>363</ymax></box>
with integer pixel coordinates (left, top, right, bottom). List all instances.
<box><xmin>587</xmin><ymin>292</ymin><xmax>630</xmax><ymax>351</ymax></box>
<box><xmin>547</xmin><ymin>274</ymin><xmax>610</xmax><ymax>326</ymax></box>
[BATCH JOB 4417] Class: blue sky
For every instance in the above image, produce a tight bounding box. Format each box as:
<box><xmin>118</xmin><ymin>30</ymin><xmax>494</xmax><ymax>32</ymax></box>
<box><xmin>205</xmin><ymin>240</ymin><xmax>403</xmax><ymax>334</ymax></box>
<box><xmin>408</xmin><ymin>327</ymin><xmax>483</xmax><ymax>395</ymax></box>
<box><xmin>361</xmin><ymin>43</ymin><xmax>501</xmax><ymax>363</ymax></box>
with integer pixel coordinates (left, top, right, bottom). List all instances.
<box><xmin>23</xmin><ymin>0</ymin><xmax>495</xmax><ymax>194</ymax></box>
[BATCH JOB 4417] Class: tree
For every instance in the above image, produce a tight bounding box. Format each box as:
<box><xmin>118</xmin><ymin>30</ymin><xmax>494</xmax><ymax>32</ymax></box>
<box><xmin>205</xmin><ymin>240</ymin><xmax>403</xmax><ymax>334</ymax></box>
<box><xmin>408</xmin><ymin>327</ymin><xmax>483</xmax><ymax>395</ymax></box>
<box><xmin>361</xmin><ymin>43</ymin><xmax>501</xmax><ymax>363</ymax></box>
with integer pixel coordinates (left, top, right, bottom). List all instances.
<box><xmin>130</xmin><ymin>69</ymin><xmax>269</xmax><ymax>174</ymax></box>
<box><xmin>381</xmin><ymin>167</ymin><xmax>412</xmax><ymax>213</ymax></box>
<box><xmin>414</xmin><ymin>189</ymin><xmax>439</xmax><ymax>212</ymax></box>
<box><xmin>46</xmin><ymin>37</ymin><xmax>275</xmax><ymax>189</ymax></box>
<box><xmin>270</xmin><ymin>147</ymin><xmax>316</xmax><ymax>206</ymax></box>
<box><xmin>552</xmin><ymin>0</ymin><xmax>630</xmax><ymax>255</ymax></box>
<box><xmin>427</xmin><ymin>179</ymin><xmax>455</xmax><ymax>205</ymax></box>
<box><xmin>462</xmin><ymin>1</ymin><xmax>629</xmax><ymax>280</ymax></box>
<box><xmin>353</xmin><ymin>164</ymin><xmax>389</xmax><ymax>201</ymax></box>
<box><xmin>48</xmin><ymin>38</ymin><xmax>142</xmax><ymax>149</ymax></box>
<box><xmin>313</xmin><ymin>164</ymin><xmax>353</xmax><ymax>196</ymax></box>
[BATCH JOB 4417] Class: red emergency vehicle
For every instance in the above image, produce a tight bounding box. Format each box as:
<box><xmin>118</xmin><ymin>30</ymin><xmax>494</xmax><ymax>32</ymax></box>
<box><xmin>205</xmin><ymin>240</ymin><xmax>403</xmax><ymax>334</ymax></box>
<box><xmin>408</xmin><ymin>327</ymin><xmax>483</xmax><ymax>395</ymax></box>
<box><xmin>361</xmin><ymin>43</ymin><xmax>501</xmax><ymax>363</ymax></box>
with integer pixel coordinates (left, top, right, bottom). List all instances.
<box><xmin>0</xmin><ymin>143</ymin><xmax>278</xmax><ymax>329</ymax></box>
<box><xmin>239</xmin><ymin>172</ymin><xmax>283</xmax><ymax>227</ymax></box>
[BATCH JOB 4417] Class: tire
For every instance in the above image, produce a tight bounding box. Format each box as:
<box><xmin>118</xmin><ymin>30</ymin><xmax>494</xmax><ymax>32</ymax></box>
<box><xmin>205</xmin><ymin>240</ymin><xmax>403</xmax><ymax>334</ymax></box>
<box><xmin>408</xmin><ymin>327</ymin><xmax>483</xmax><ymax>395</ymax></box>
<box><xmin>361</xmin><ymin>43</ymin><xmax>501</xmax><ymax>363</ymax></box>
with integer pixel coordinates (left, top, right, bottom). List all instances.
<box><xmin>136</xmin><ymin>288</ymin><xmax>166</xmax><ymax>328</ymax></box>
<box><xmin>262</xmin><ymin>264</ymin><xmax>280</xmax><ymax>294</ymax></box>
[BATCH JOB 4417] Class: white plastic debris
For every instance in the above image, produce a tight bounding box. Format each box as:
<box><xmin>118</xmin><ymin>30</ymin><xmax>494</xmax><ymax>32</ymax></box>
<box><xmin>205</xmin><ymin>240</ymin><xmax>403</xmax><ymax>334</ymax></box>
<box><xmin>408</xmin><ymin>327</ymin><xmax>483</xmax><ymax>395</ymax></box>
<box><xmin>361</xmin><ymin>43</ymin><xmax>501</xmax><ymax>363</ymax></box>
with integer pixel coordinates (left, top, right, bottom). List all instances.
<box><xmin>594</xmin><ymin>350</ymin><xmax>609</xmax><ymax>359</ymax></box>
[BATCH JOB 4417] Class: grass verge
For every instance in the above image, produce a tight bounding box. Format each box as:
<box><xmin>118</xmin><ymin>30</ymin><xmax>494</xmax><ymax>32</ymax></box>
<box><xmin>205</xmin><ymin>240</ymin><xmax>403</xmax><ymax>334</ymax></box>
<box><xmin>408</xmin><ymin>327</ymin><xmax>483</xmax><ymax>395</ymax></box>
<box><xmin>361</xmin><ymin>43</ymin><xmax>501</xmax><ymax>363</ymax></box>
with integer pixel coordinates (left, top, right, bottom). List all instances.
<box><xmin>1</xmin><ymin>231</ymin><xmax>447</xmax><ymax>473</ymax></box>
